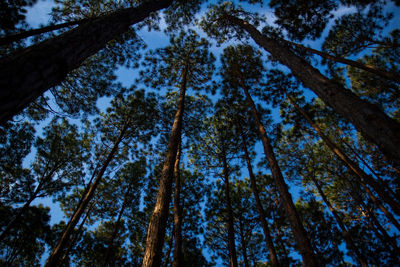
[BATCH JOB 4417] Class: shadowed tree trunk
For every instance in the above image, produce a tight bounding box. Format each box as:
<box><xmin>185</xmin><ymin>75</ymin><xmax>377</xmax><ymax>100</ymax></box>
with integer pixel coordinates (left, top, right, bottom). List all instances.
<box><xmin>0</xmin><ymin>0</ymin><xmax>173</xmax><ymax>124</ymax></box>
<box><xmin>221</xmin><ymin>144</ymin><xmax>239</xmax><ymax>267</ymax></box>
<box><xmin>240</xmin><ymin>83</ymin><xmax>317</xmax><ymax>267</ymax></box>
<box><xmin>287</xmin><ymin>95</ymin><xmax>400</xmax><ymax>225</ymax></box>
<box><xmin>45</xmin><ymin>123</ymin><xmax>128</xmax><ymax>267</ymax></box>
<box><xmin>238</xmin><ymin>218</ymin><xmax>250</xmax><ymax>267</ymax></box>
<box><xmin>311</xmin><ymin>175</ymin><xmax>368</xmax><ymax>267</ymax></box>
<box><xmin>226</xmin><ymin>15</ymin><xmax>400</xmax><ymax>168</ymax></box>
<box><xmin>102</xmin><ymin>185</ymin><xmax>132</xmax><ymax>267</ymax></box>
<box><xmin>142</xmin><ymin>62</ymin><xmax>188</xmax><ymax>267</ymax></box>
<box><xmin>172</xmin><ymin>141</ymin><xmax>183</xmax><ymax>267</ymax></box>
<box><xmin>239</xmin><ymin>128</ymin><xmax>279</xmax><ymax>267</ymax></box>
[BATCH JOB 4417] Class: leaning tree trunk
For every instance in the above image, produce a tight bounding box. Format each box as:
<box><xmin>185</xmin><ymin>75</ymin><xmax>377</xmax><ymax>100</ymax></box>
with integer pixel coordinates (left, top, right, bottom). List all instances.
<box><xmin>241</xmin><ymin>84</ymin><xmax>317</xmax><ymax>267</ymax></box>
<box><xmin>239</xmin><ymin>129</ymin><xmax>279</xmax><ymax>267</ymax></box>
<box><xmin>287</xmin><ymin>95</ymin><xmax>400</xmax><ymax>226</ymax></box>
<box><xmin>102</xmin><ymin>185</ymin><xmax>132</xmax><ymax>267</ymax></box>
<box><xmin>172</xmin><ymin>141</ymin><xmax>183</xmax><ymax>267</ymax></box>
<box><xmin>45</xmin><ymin>123</ymin><xmax>128</xmax><ymax>267</ymax></box>
<box><xmin>142</xmin><ymin>62</ymin><xmax>188</xmax><ymax>267</ymax></box>
<box><xmin>0</xmin><ymin>0</ymin><xmax>173</xmax><ymax>124</ymax></box>
<box><xmin>226</xmin><ymin>15</ymin><xmax>400</xmax><ymax>168</ymax></box>
<box><xmin>311</xmin><ymin>175</ymin><xmax>368</xmax><ymax>267</ymax></box>
<box><xmin>280</xmin><ymin>39</ymin><xmax>400</xmax><ymax>83</ymax></box>
<box><xmin>221</xmin><ymin>145</ymin><xmax>239</xmax><ymax>267</ymax></box>
<box><xmin>238</xmin><ymin>218</ymin><xmax>250</xmax><ymax>267</ymax></box>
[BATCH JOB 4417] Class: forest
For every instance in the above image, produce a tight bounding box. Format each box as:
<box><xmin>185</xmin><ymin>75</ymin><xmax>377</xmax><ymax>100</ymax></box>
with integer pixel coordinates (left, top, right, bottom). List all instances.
<box><xmin>0</xmin><ymin>0</ymin><xmax>400</xmax><ymax>266</ymax></box>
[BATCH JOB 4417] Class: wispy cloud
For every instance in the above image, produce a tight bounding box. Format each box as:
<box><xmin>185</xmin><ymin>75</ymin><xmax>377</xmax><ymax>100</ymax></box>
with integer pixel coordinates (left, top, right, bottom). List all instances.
<box><xmin>26</xmin><ymin>0</ymin><xmax>56</xmax><ymax>27</ymax></box>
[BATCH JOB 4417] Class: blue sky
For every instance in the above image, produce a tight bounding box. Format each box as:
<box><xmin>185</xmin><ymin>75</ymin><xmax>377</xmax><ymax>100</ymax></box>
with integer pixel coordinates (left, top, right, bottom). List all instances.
<box><xmin>22</xmin><ymin>0</ymin><xmax>400</xmax><ymax>265</ymax></box>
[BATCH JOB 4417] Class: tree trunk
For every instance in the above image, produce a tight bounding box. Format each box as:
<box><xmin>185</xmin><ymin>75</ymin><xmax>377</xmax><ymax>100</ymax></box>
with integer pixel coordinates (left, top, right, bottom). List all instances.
<box><xmin>60</xmin><ymin>201</ymin><xmax>95</xmax><ymax>265</ymax></box>
<box><xmin>102</xmin><ymin>185</ymin><xmax>131</xmax><ymax>267</ymax></box>
<box><xmin>239</xmin><ymin>129</ymin><xmax>279</xmax><ymax>267</ymax></box>
<box><xmin>0</xmin><ymin>19</ymin><xmax>86</xmax><ymax>46</ymax></box>
<box><xmin>221</xmin><ymin>145</ymin><xmax>239</xmax><ymax>267</ymax></box>
<box><xmin>238</xmin><ymin>219</ymin><xmax>250</xmax><ymax>267</ymax></box>
<box><xmin>287</xmin><ymin>95</ymin><xmax>400</xmax><ymax>221</ymax></box>
<box><xmin>0</xmin><ymin>0</ymin><xmax>173</xmax><ymax>124</ymax></box>
<box><xmin>142</xmin><ymin>62</ymin><xmax>188</xmax><ymax>267</ymax></box>
<box><xmin>311</xmin><ymin>175</ymin><xmax>368</xmax><ymax>267</ymax></box>
<box><xmin>45</xmin><ymin>123</ymin><xmax>128</xmax><ymax>267</ymax></box>
<box><xmin>242</xmin><ymin>83</ymin><xmax>317</xmax><ymax>266</ymax></box>
<box><xmin>281</xmin><ymin>39</ymin><xmax>400</xmax><ymax>83</ymax></box>
<box><xmin>241</xmin><ymin>85</ymin><xmax>317</xmax><ymax>267</ymax></box>
<box><xmin>227</xmin><ymin>15</ymin><xmax>400</xmax><ymax>168</ymax></box>
<box><xmin>172</xmin><ymin>141</ymin><xmax>183</xmax><ymax>267</ymax></box>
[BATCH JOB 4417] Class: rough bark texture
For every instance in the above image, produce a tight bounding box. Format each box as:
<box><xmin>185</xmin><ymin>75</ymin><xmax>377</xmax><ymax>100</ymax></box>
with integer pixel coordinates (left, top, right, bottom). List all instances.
<box><xmin>287</xmin><ymin>95</ymin><xmax>400</xmax><ymax>224</ymax></box>
<box><xmin>102</xmin><ymin>186</ymin><xmax>131</xmax><ymax>267</ymax></box>
<box><xmin>240</xmin><ymin>130</ymin><xmax>279</xmax><ymax>267</ymax></box>
<box><xmin>227</xmin><ymin>15</ymin><xmax>400</xmax><ymax>168</ymax></box>
<box><xmin>0</xmin><ymin>0</ymin><xmax>173</xmax><ymax>124</ymax></box>
<box><xmin>241</xmin><ymin>86</ymin><xmax>317</xmax><ymax>267</ymax></box>
<box><xmin>45</xmin><ymin>124</ymin><xmax>128</xmax><ymax>267</ymax></box>
<box><xmin>142</xmin><ymin>64</ymin><xmax>187</xmax><ymax>267</ymax></box>
<box><xmin>221</xmin><ymin>145</ymin><xmax>239</xmax><ymax>267</ymax></box>
<box><xmin>311</xmin><ymin>176</ymin><xmax>368</xmax><ymax>267</ymax></box>
<box><xmin>172</xmin><ymin>141</ymin><xmax>183</xmax><ymax>267</ymax></box>
<box><xmin>282</xmin><ymin>39</ymin><xmax>400</xmax><ymax>83</ymax></box>
<box><xmin>0</xmin><ymin>19</ymin><xmax>85</xmax><ymax>46</ymax></box>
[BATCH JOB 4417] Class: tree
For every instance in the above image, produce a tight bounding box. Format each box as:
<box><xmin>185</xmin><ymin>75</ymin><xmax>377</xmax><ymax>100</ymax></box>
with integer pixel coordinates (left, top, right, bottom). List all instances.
<box><xmin>201</xmin><ymin>3</ymin><xmax>400</xmax><ymax>167</ymax></box>
<box><xmin>140</xmin><ymin>30</ymin><xmax>214</xmax><ymax>266</ymax></box>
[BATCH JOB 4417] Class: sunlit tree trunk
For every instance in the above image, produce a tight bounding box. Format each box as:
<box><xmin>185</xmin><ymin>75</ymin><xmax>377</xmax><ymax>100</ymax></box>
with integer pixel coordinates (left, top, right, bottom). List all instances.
<box><xmin>172</xmin><ymin>141</ymin><xmax>183</xmax><ymax>267</ymax></box>
<box><xmin>142</xmin><ymin>62</ymin><xmax>188</xmax><ymax>267</ymax></box>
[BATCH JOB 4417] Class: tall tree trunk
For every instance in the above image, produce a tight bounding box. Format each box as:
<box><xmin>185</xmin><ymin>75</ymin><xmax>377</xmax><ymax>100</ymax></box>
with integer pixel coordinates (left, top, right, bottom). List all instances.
<box><xmin>172</xmin><ymin>141</ymin><xmax>183</xmax><ymax>267</ymax></box>
<box><xmin>287</xmin><ymin>95</ymin><xmax>400</xmax><ymax>221</ymax></box>
<box><xmin>238</xmin><ymin>219</ymin><xmax>250</xmax><ymax>267</ymax></box>
<box><xmin>0</xmin><ymin>19</ymin><xmax>86</xmax><ymax>46</ymax></box>
<box><xmin>311</xmin><ymin>175</ymin><xmax>368</xmax><ymax>267</ymax></box>
<box><xmin>0</xmin><ymin>0</ymin><xmax>173</xmax><ymax>124</ymax></box>
<box><xmin>226</xmin><ymin>15</ymin><xmax>400</xmax><ymax>167</ymax></box>
<box><xmin>239</xmin><ymin>129</ymin><xmax>279</xmax><ymax>267</ymax></box>
<box><xmin>60</xmin><ymin>201</ymin><xmax>95</xmax><ymax>265</ymax></box>
<box><xmin>240</xmin><ymin>84</ymin><xmax>317</xmax><ymax>267</ymax></box>
<box><xmin>45</xmin><ymin>123</ymin><xmax>128</xmax><ymax>267</ymax></box>
<box><xmin>142</xmin><ymin>62</ymin><xmax>188</xmax><ymax>267</ymax></box>
<box><xmin>102</xmin><ymin>185</ymin><xmax>131</xmax><ymax>267</ymax></box>
<box><xmin>281</xmin><ymin>38</ymin><xmax>400</xmax><ymax>83</ymax></box>
<box><xmin>221</xmin><ymin>145</ymin><xmax>239</xmax><ymax>267</ymax></box>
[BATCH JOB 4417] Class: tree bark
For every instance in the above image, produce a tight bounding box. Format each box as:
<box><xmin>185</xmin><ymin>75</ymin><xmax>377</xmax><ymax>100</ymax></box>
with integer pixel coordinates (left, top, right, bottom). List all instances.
<box><xmin>221</xmin><ymin>145</ymin><xmax>239</xmax><ymax>267</ymax></box>
<box><xmin>226</xmin><ymin>15</ymin><xmax>400</xmax><ymax>168</ymax></box>
<box><xmin>238</xmin><ymin>219</ymin><xmax>250</xmax><ymax>267</ymax></box>
<box><xmin>45</xmin><ymin>123</ymin><xmax>128</xmax><ymax>267</ymax></box>
<box><xmin>142</xmin><ymin>62</ymin><xmax>188</xmax><ymax>267</ymax></box>
<box><xmin>241</xmin><ymin>84</ymin><xmax>317</xmax><ymax>267</ymax></box>
<box><xmin>311</xmin><ymin>175</ymin><xmax>368</xmax><ymax>267</ymax></box>
<box><xmin>0</xmin><ymin>0</ymin><xmax>173</xmax><ymax>124</ymax></box>
<box><xmin>239</xmin><ymin>129</ymin><xmax>280</xmax><ymax>267</ymax></box>
<box><xmin>172</xmin><ymin>141</ymin><xmax>183</xmax><ymax>267</ymax></box>
<box><xmin>281</xmin><ymin>39</ymin><xmax>400</xmax><ymax>84</ymax></box>
<box><xmin>0</xmin><ymin>19</ymin><xmax>86</xmax><ymax>46</ymax></box>
<box><xmin>287</xmin><ymin>95</ymin><xmax>400</xmax><ymax>223</ymax></box>
<box><xmin>102</xmin><ymin>185</ymin><xmax>131</xmax><ymax>267</ymax></box>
